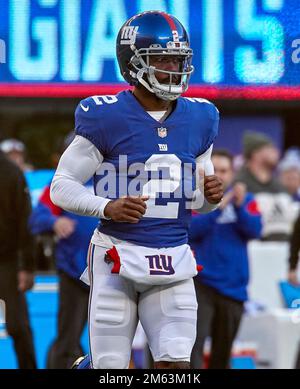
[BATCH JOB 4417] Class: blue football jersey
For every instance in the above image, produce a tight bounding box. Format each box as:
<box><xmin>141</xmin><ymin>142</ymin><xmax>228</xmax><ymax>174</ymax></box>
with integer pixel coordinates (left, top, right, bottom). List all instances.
<box><xmin>75</xmin><ymin>90</ymin><xmax>219</xmax><ymax>248</ymax></box>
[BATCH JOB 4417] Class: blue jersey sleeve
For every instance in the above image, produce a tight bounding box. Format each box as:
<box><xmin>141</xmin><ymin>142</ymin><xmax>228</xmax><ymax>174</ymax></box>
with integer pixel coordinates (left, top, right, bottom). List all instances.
<box><xmin>29</xmin><ymin>203</ymin><xmax>58</xmax><ymax>235</ymax></box>
<box><xmin>75</xmin><ymin>97</ymin><xmax>107</xmax><ymax>155</ymax></box>
<box><xmin>234</xmin><ymin>193</ymin><xmax>263</xmax><ymax>240</ymax></box>
<box><xmin>185</xmin><ymin>98</ymin><xmax>220</xmax><ymax>157</ymax></box>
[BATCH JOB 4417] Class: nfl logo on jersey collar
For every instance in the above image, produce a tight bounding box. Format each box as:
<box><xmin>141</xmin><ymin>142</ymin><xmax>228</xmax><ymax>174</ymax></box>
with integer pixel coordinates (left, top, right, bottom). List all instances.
<box><xmin>157</xmin><ymin>127</ymin><xmax>167</xmax><ymax>138</ymax></box>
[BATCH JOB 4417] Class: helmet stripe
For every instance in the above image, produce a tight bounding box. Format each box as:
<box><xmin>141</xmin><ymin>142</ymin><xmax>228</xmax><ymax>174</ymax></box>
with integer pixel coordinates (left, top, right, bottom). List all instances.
<box><xmin>160</xmin><ymin>12</ymin><xmax>178</xmax><ymax>36</ymax></box>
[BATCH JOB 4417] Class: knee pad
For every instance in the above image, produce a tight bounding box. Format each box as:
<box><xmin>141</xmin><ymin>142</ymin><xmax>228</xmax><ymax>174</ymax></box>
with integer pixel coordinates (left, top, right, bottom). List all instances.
<box><xmin>156</xmin><ymin>322</ymin><xmax>196</xmax><ymax>361</ymax></box>
<box><xmin>153</xmin><ymin>280</ymin><xmax>197</xmax><ymax>362</ymax></box>
<box><xmin>91</xmin><ymin>336</ymin><xmax>131</xmax><ymax>369</ymax></box>
<box><xmin>95</xmin><ymin>354</ymin><xmax>127</xmax><ymax>369</ymax></box>
<box><xmin>161</xmin><ymin>279</ymin><xmax>198</xmax><ymax>319</ymax></box>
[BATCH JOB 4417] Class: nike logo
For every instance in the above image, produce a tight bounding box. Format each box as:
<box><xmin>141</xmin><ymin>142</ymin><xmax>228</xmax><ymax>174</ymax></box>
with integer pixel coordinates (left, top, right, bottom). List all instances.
<box><xmin>80</xmin><ymin>103</ymin><xmax>89</xmax><ymax>112</ymax></box>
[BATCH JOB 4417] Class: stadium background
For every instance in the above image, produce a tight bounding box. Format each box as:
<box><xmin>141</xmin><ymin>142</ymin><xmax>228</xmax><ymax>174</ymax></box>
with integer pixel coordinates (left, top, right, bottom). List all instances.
<box><xmin>0</xmin><ymin>0</ymin><xmax>300</xmax><ymax>369</ymax></box>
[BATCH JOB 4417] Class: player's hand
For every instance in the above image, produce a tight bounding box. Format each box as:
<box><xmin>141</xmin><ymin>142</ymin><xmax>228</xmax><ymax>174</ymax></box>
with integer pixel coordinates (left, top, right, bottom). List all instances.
<box><xmin>104</xmin><ymin>196</ymin><xmax>149</xmax><ymax>223</ymax></box>
<box><xmin>18</xmin><ymin>270</ymin><xmax>34</xmax><ymax>292</ymax></box>
<box><xmin>288</xmin><ymin>270</ymin><xmax>299</xmax><ymax>286</ymax></box>
<box><xmin>204</xmin><ymin>175</ymin><xmax>223</xmax><ymax>204</ymax></box>
<box><xmin>219</xmin><ymin>190</ymin><xmax>234</xmax><ymax>210</ymax></box>
<box><xmin>232</xmin><ymin>183</ymin><xmax>247</xmax><ymax>207</ymax></box>
<box><xmin>53</xmin><ymin>217</ymin><xmax>76</xmax><ymax>239</ymax></box>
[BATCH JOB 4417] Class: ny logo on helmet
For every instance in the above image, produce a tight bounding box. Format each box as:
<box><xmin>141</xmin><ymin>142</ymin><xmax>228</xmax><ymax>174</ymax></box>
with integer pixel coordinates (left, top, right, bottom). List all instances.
<box><xmin>121</xmin><ymin>26</ymin><xmax>139</xmax><ymax>45</ymax></box>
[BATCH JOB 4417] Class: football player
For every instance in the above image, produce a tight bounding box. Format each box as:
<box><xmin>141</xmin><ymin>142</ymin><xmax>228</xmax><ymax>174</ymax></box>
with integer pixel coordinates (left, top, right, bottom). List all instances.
<box><xmin>50</xmin><ymin>11</ymin><xmax>223</xmax><ymax>369</ymax></box>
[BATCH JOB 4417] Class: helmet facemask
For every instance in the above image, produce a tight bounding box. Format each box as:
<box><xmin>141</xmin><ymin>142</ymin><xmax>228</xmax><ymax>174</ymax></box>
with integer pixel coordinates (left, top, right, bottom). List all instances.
<box><xmin>128</xmin><ymin>43</ymin><xmax>194</xmax><ymax>101</ymax></box>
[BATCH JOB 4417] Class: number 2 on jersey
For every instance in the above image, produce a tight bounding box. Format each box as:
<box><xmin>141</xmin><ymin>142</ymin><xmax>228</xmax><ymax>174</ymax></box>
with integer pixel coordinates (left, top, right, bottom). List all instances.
<box><xmin>142</xmin><ymin>154</ymin><xmax>181</xmax><ymax>219</ymax></box>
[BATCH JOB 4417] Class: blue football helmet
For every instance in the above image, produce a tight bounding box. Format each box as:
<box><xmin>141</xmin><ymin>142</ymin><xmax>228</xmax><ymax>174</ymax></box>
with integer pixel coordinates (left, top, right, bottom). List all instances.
<box><xmin>116</xmin><ymin>11</ymin><xmax>194</xmax><ymax>101</ymax></box>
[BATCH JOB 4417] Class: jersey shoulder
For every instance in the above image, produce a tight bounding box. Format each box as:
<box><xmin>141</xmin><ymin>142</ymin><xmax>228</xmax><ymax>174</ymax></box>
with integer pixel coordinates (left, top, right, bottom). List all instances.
<box><xmin>182</xmin><ymin>97</ymin><xmax>219</xmax><ymax>154</ymax></box>
<box><xmin>74</xmin><ymin>95</ymin><xmax>122</xmax><ymax>154</ymax></box>
<box><xmin>182</xmin><ymin>97</ymin><xmax>219</xmax><ymax>121</ymax></box>
<box><xmin>75</xmin><ymin>94</ymin><xmax>122</xmax><ymax>119</ymax></box>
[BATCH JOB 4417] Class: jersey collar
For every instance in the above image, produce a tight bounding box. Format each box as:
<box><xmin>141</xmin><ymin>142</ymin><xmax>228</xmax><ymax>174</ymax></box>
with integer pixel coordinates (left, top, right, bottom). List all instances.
<box><xmin>122</xmin><ymin>89</ymin><xmax>184</xmax><ymax>125</ymax></box>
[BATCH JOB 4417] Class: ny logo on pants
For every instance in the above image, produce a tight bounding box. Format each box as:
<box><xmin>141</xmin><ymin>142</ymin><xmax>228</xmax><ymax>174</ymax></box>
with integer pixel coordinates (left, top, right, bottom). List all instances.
<box><xmin>145</xmin><ymin>254</ymin><xmax>175</xmax><ymax>275</ymax></box>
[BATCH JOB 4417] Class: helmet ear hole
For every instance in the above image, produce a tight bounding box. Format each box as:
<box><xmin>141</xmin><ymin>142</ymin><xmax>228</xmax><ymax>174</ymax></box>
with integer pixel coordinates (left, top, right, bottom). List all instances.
<box><xmin>127</xmin><ymin>61</ymin><xmax>134</xmax><ymax>71</ymax></box>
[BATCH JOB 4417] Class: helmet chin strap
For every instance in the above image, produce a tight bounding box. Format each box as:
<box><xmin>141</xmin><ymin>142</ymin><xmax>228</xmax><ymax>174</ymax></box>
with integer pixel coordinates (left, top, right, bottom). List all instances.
<box><xmin>137</xmin><ymin>69</ymin><xmax>155</xmax><ymax>94</ymax></box>
<box><xmin>136</xmin><ymin>68</ymin><xmax>181</xmax><ymax>101</ymax></box>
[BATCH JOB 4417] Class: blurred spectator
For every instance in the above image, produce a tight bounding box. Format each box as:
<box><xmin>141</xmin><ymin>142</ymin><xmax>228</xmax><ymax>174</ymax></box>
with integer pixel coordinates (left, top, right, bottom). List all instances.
<box><xmin>189</xmin><ymin>150</ymin><xmax>262</xmax><ymax>369</ymax></box>
<box><xmin>286</xmin><ymin>212</ymin><xmax>300</xmax><ymax>369</ymax></box>
<box><xmin>29</xmin><ymin>133</ymin><xmax>98</xmax><ymax>369</ymax></box>
<box><xmin>0</xmin><ymin>150</ymin><xmax>36</xmax><ymax>369</ymax></box>
<box><xmin>235</xmin><ymin>131</ymin><xmax>297</xmax><ymax>241</ymax></box>
<box><xmin>0</xmin><ymin>138</ymin><xmax>34</xmax><ymax>172</ymax></box>
<box><xmin>278</xmin><ymin>148</ymin><xmax>300</xmax><ymax>202</ymax></box>
<box><xmin>287</xmin><ymin>212</ymin><xmax>300</xmax><ymax>287</ymax></box>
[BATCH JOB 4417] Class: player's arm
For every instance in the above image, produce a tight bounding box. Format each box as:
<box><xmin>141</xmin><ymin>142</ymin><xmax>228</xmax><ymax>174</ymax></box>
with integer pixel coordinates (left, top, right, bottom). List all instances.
<box><xmin>192</xmin><ymin>145</ymin><xmax>223</xmax><ymax>214</ymax></box>
<box><xmin>234</xmin><ymin>191</ymin><xmax>262</xmax><ymax>239</ymax></box>
<box><xmin>50</xmin><ymin>135</ymin><xmax>111</xmax><ymax>218</ymax></box>
<box><xmin>50</xmin><ymin>135</ymin><xmax>147</xmax><ymax>223</ymax></box>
